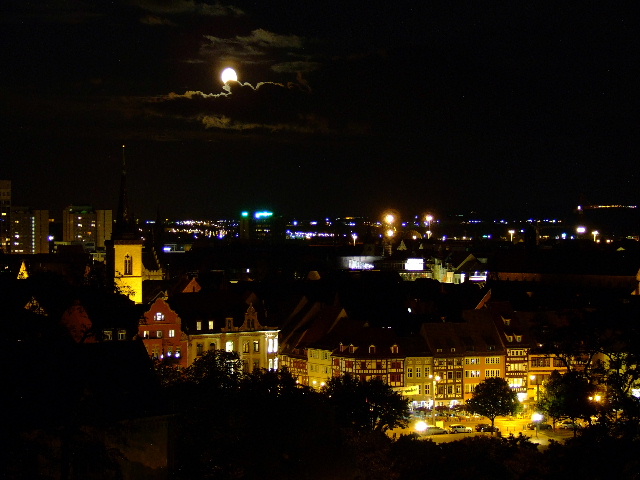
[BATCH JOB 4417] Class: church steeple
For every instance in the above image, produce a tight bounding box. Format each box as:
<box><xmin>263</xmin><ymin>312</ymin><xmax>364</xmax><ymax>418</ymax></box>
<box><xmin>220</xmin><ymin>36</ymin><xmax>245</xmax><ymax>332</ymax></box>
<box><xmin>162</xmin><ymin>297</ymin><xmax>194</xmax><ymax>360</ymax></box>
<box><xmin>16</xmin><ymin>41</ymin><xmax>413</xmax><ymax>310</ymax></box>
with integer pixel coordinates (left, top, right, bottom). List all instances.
<box><xmin>115</xmin><ymin>144</ymin><xmax>135</xmax><ymax>238</ymax></box>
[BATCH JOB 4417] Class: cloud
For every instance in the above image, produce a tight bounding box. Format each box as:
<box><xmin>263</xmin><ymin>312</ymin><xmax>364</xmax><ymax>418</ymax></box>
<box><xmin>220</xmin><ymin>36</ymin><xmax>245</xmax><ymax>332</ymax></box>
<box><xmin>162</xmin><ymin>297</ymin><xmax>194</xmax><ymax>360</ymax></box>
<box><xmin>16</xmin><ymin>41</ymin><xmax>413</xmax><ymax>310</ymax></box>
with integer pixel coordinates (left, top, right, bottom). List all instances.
<box><xmin>201</xmin><ymin>28</ymin><xmax>305</xmax><ymax>63</ymax></box>
<box><xmin>130</xmin><ymin>0</ymin><xmax>243</xmax><ymax>17</ymax></box>
<box><xmin>144</xmin><ymin>81</ymin><xmax>342</xmax><ymax>134</ymax></box>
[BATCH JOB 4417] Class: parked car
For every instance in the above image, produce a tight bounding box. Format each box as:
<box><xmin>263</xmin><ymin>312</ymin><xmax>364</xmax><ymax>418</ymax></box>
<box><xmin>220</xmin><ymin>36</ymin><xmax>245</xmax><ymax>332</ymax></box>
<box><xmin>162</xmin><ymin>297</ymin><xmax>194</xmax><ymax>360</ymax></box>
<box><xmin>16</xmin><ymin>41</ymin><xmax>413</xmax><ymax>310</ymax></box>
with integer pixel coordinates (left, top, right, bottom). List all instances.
<box><xmin>475</xmin><ymin>423</ymin><xmax>499</xmax><ymax>432</ymax></box>
<box><xmin>526</xmin><ymin>422</ymin><xmax>552</xmax><ymax>430</ymax></box>
<box><xmin>422</xmin><ymin>426</ymin><xmax>447</xmax><ymax>435</ymax></box>
<box><xmin>558</xmin><ymin>420</ymin><xmax>582</xmax><ymax>430</ymax></box>
<box><xmin>449</xmin><ymin>424</ymin><xmax>473</xmax><ymax>433</ymax></box>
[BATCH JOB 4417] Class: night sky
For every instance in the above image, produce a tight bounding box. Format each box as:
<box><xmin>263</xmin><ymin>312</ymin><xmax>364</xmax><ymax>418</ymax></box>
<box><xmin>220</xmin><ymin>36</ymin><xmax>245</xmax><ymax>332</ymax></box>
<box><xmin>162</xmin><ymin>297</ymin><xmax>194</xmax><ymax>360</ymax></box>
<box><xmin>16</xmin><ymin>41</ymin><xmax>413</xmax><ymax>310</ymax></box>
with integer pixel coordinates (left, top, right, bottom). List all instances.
<box><xmin>1</xmin><ymin>2</ymin><xmax>638</xmax><ymax>221</ymax></box>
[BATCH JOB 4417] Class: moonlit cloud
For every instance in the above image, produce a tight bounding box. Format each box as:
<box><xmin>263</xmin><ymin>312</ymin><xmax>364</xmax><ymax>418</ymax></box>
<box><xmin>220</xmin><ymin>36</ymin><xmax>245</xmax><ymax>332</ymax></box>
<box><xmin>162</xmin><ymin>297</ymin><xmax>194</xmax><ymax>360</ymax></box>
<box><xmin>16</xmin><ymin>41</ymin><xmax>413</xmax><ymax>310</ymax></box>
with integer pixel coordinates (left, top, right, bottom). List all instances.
<box><xmin>201</xmin><ymin>29</ymin><xmax>306</xmax><ymax>63</ymax></box>
<box><xmin>131</xmin><ymin>0</ymin><xmax>244</xmax><ymax>17</ymax></box>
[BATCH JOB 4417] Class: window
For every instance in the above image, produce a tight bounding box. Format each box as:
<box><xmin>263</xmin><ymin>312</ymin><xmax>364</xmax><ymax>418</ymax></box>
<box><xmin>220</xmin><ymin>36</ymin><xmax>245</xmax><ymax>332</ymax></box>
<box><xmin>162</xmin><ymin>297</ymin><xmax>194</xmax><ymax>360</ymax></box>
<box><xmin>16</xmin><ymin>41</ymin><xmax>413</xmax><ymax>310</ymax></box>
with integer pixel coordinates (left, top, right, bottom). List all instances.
<box><xmin>376</xmin><ymin>362</ymin><xmax>382</xmax><ymax>370</ymax></box>
<box><xmin>369</xmin><ymin>345</ymin><xmax>376</xmax><ymax>354</ymax></box>
<box><xmin>465</xmin><ymin>370</ymin><xmax>481</xmax><ymax>378</ymax></box>
<box><xmin>531</xmin><ymin>357</ymin><xmax>550</xmax><ymax>368</ymax></box>
<box><xmin>486</xmin><ymin>357</ymin><xmax>501</xmax><ymax>364</ymax></box>
<box><xmin>268</xmin><ymin>338</ymin><xmax>274</xmax><ymax>353</ymax></box>
<box><xmin>516</xmin><ymin>336</ymin><xmax>522</xmax><ymax>342</ymax></box>
<box><xmin>124</xmin><ymin>254</ymin><xmax>133</xmax><ymax>275</ymax></box>
<box><xmin>447</xmin><ymin>371</ymin><xmax>453</xmax><ymax>380</ymax></box>
<box><xmin>391</xmin><ymin>361</ymin><xmax>401</xmax><ymax>369</ymax></box>
<box><xmin>118</xmin><ymin>329</ymin><xmax>126</xmax><ymax>340</ymax></box>
<box><xmin>447</xmin><ymin>385</ymin><xmax>453</xmax><ymax>394</ymax></box>
<box><xmin>464</xmin><ymin>384</ymin><xmax>476</xmax><ymax>394</ymax></box>
<box><xmin>208</xmin><ymin>320</ymin><xmax>214</xmax><ymax>329</ymax></box>
<box><xmin>196</xmin><ymin>321</ymin><xmax>202</xmax><ymax>331</ymax></box>
<box><xmin>390</xmin><ymin>373</ymin><xmax>402</xmax><ymax>383</ymax></box>
<box><xmin>345</xmin><ymin>360</ymin><xmax>353</xmax><ymax>369</ymax></box>
<box><xmin>143</xmin><ymin>330</ymin><xmax>149</xmax><ymax>338</ymax></box>
<box><xmin>226</xmin><ymin>341</ymin><xmax>234</xmax><ymax>352</ymax></box>
<box><xmin>416</xmin><ymin>367</ymin><xmax>421</xmax><ymax>378</ymax></box>
<box><xmin>485</xmin><ymin>369</ymin><xmax>500</xmax><ymax>377</ymax></box>
<box><xmin>254</xmin><ymin>341</ymin><xmax>260</xmax><ymax>352</ymax></box>
<box><xmin>361</xmin><ymin>361</ymin><xmax>367</xmax><ymax>370</ymax></box>
<box><xmin>391</xmin><ymin>345</ymin><xmax>399</xmax><ymax>354</ymax></box>
<box><xmin>425</xmin><ymin>384</ymin><xmax>431</xmax><ymax>395</ymax></box>
<box><xmin>455</xmin><ymin>371</ymin><xmax>462</xmax><ymax>380</ymax></box>
<box><xmin>196</xmin><ymin>343</ymin><xmax>203</xmax><ymax>356</ymax></box>
<box><xmin>103</xmin><ymin>330</ymin><xmax>113</xmax><ymax>341</ymax></box>
<box><xmin>268</xmin><ymin>359</ymin><xmax>273</xmax><ymax>370</ymax></box>
<box><xmin>243</xmin><ymin>342</ymin><xmax>249</xmax><ymax>353</ymax></box>
<box><xmin>227</xmin><ymin>318</ymin><xmax>233</xmax><ymax>329</ymax></box>
<box><xmin>407</xmin><ymin>367</ymin><xmax>413</xmax><ymax>378</ymax></box>
<box><xmin>167</xmin><ymin>346</ymin><xmax>173</xmax><ymax>356</ymax></box>
<box><xmin>168</xmin><ymin>329</ymin><xmax>175</xmax><ymax>338</ymax></box>
<box><xmin>349</xmin><ymin>345</ymin><xmax>355</xmax><ymax>353</ymax></box>
<box><xmin>209</xmin><ymin>342</ymin><xmax>216</xmax><ymax>350</ymax></box>
<box><xmin>155</xmin><ymin>312</ymin><xmax>165</xmax><ymax>321</ymax></box>
<box><xmin>156</xmin><ymin>330</ymin><xmax>163</xmax><ymax>338</ymax></box>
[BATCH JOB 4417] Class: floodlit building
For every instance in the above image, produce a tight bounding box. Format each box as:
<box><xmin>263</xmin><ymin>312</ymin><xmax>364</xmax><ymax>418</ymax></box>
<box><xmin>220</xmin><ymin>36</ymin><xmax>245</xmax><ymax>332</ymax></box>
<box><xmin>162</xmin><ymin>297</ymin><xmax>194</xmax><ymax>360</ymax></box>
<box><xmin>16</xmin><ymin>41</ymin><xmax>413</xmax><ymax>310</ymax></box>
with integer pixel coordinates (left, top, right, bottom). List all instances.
<box><xmin>10</xmin><ymin>207</ymin><xmax>49</xmax><ymax>254</ymax></box>
<box><xmin>0</xmin><ymin>180</ymin><xmax>11</xmax><ymax>253</ymax></box>
<box><xmin>62</xmin><ymin>205</ymin><xmax>112</xmax><ymax>250</ymax></box>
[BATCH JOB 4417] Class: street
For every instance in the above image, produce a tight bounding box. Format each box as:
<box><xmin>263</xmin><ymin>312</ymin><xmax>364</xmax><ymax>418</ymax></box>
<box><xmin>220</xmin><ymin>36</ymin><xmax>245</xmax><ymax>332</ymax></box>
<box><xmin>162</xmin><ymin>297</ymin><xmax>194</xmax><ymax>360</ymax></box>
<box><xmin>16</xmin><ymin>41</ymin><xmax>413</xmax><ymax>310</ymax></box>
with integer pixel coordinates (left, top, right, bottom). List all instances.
<box><xmin>388</xmin><ymin>416</ymin><xmax>575</xmax><ymax>448</ymax></box>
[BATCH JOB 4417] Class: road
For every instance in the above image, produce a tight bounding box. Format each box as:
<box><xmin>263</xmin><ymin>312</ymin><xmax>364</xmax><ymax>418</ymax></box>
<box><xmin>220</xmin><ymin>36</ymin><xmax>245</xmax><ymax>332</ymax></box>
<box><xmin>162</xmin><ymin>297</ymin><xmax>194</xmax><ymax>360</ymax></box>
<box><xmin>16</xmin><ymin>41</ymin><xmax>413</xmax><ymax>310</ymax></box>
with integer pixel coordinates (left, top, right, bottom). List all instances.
<box><xmin>388</xmin><ymin>416</ymin><xmax>575</xmax><ymax>448</ymax></box>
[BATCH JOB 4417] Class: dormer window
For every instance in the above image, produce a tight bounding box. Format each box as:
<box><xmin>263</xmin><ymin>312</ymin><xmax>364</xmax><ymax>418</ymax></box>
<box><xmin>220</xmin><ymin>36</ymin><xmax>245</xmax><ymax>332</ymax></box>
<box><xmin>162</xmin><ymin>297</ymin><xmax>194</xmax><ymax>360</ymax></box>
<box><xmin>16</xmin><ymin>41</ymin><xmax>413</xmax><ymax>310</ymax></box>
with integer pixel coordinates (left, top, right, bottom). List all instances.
<box><xmin>506</xmin><ymin>335</ymin><xmax>513</xmax><ymax>342</ymax></box>
<box><xmin>227</xmin><ymin>318</ymin><xmax>233</xmax><ymax>329</ymax></box>
<box><xmin>340</xmin><ymin>343</ymin><xmax>347</xmax><ymax>352</ymax></box>
<box><xmin>369</xmin><ymin>345</ymin><xmax>376</xmax><ymax>354</ymax></box>
<box><xmin>450</xmin><ymin>347</ymin><xmax>456</xmax><ymax>353</ymax></box>
<box><xmin>391</xmin><ymin>345</ymin><xmax>399</xmax><ymax>354</ymax></box>
<box><xmin>516</xmin><ymin>335</ymin><xmax>522</xmax><ymax>343</ymax></box>
<box><xmin>349</xmin><ymin>344</ymin><xmax>355</xmax><ymax>354</ymax></box>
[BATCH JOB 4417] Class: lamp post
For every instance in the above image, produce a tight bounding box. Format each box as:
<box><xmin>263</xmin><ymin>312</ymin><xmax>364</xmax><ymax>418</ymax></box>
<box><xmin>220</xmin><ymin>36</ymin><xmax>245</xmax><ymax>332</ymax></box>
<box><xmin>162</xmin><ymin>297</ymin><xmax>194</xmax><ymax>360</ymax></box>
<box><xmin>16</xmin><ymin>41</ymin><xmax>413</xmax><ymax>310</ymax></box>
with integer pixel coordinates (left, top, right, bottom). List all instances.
<box><xmin>592</xmin><ymin>230</ymin><xmax>599</xmax><ymax>242</ymax></box>
<box><xmin>429</xmin><ymin>374</ymin><xmax>441</xmax><ymax>425</ymax></box>
<box><xmin>508</xmin><ymin>230</ymin><xmax>515</xmax><ymax>243</ymax></box>
<box><xmin>351</xmin><ymin>233</ymin><xmax>358</xmax><ymax>247</ymax></box>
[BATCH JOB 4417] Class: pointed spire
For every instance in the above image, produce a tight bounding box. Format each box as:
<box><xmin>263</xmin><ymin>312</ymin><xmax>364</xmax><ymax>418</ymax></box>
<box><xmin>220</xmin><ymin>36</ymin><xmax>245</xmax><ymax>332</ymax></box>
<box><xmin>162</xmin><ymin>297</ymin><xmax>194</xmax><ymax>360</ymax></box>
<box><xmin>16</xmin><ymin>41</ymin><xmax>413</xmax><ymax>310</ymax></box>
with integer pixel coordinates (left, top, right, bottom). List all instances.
<box><xmin>115</xmin><ymin>144</ymin><xmax>135</xmax><ymax>238</ymax></box>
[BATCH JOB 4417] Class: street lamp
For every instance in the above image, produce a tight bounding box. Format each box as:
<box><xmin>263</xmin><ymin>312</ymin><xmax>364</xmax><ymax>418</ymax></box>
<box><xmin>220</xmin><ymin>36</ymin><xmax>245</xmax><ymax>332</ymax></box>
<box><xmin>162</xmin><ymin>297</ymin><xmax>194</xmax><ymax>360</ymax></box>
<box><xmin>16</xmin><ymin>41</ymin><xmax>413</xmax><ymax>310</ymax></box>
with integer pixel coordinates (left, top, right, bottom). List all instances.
<box><xmin>429</xmin><ymin>374</ymin><xmax>441</xmax><ymax>425</ymax></box>
<box><xmin>531</xmin><ymin>412</ymin><xmax>544</xmax><ymax>438</ymax></box>
<box><xmin>508</xmin><ymin>230</ymin><xmax>515</xmax><ymax>242</ymax></box>
<box><xmin>351</xmin><ymin>233</ymin><xmax>358</xmax><ymax>246</ymax></box>
<box><xmin>592</xmin><ymin>230</ymin><xmax>599</xmax><ymax>242</ymax></box>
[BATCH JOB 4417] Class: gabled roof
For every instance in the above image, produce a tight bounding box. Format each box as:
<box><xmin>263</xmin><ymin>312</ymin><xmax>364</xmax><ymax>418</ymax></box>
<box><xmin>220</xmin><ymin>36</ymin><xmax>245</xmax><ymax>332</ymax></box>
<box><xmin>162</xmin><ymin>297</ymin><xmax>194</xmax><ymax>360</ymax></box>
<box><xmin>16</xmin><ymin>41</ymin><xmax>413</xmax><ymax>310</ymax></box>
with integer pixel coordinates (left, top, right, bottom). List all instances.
<box><xmin>420</xmin><ymin>317</ymin><xmax>505</xmax><ymax>356</ymax></box>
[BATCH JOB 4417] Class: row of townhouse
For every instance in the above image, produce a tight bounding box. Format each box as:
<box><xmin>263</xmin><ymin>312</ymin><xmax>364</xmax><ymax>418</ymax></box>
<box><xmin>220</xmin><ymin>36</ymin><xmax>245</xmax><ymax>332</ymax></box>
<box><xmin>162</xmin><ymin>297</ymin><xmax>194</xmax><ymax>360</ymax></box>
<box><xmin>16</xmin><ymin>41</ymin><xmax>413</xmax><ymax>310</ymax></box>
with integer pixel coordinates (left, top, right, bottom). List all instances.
<box><xmin>137</xmin><ymin>292</ymin><xmax>280</xmax><ymax>373</ymax></box>
<box><xmin>279</xmin><ymin>302</ymin><xmax>580</xmax><ymax>410</ymax></box>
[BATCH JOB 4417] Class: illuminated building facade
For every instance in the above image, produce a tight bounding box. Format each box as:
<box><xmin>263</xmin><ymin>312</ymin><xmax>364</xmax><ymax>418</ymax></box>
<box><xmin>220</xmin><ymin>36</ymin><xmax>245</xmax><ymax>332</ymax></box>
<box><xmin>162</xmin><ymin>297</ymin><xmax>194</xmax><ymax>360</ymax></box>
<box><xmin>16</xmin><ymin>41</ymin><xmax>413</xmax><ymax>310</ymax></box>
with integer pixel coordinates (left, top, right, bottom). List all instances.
<box><xmin>10</xmin><ymin>207</ymin><xmax>49</xmax><ymax>254</ymax></box>
<box><xmin>0</xmin><ymin>180</ymin><xmax>11</xmax><ymax>253</ymax></box>
<box><xmin>63</xmin><ymin>205</ymin><xmax>112</xmax><ymax>250</ymax></box>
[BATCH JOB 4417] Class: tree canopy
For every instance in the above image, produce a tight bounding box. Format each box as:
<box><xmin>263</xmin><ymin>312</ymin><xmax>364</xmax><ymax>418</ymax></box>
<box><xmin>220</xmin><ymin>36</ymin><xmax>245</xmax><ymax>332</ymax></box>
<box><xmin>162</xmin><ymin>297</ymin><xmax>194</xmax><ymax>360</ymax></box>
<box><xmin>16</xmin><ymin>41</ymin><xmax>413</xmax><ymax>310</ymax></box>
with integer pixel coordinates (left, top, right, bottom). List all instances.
<box><xmin>322</xmin><ymin>374</ymin><xmax>409</xmax><ymax>433</ymax></box>
<box><xmin>466</xmin><ymin>377</ymin><xmax>520</xmax><ymax>429</ymax></box>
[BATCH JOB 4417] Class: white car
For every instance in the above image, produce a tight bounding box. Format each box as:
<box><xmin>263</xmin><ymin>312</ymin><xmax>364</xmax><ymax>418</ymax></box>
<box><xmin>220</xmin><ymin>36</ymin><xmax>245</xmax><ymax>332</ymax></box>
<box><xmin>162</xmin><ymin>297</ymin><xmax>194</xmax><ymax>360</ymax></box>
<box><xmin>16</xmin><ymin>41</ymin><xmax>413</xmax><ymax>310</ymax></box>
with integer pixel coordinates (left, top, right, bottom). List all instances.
<box><xmin>449</xmin><ymin>424</ymin><xmax>473</xmax><ymax>433</ymax></box>
<box><xmin>422</xmin><ymin>426</ymin><xmax>447</xmax><ymax>435</ymax></box>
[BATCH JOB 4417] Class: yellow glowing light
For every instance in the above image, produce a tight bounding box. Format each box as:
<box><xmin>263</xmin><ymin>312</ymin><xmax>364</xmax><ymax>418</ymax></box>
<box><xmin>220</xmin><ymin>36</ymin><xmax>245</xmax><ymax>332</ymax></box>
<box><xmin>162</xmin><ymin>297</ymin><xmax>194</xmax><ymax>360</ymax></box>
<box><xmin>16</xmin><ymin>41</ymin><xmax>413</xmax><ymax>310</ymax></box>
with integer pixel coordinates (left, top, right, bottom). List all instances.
<box><xmin>386</xmin><ymin>229</ymin><xmax>395</xmax><ymax>238</ymax></box>
<box><xmin>221</xmin><ymin>67</ymin><xmax>238</xmax><ymax>84</ymax></box>
<box><xmin>385</xmin><ymin>214</ymin><xmax>395</xmax><ymax>224</ymax></box>
<box><xmin>415</xmin><ymin>421</ymin><xmax>428</xmax><ymax>432</ymax></box>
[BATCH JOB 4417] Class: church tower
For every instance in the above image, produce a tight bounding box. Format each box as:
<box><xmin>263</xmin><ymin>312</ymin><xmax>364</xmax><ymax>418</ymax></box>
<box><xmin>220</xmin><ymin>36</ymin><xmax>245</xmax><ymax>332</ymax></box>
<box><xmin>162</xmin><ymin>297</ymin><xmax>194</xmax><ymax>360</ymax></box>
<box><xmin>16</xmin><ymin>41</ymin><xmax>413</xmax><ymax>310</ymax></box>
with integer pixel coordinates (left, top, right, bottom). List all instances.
<box><xmin>109</xmin><ymin>145</ymin><xmax>143</xmax><ymax>304</ymax></box>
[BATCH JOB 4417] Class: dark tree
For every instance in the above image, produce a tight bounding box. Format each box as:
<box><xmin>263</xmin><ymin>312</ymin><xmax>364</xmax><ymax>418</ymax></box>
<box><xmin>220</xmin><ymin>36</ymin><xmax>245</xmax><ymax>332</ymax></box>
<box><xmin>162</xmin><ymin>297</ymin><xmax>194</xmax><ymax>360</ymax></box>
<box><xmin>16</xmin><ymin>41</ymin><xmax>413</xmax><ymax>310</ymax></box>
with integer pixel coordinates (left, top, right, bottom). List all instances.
<box><xmin>321</xmin><ymin>374</ymin><xmax>409</xmax><ymax>433</ymax></box>
<box><xmin>466</xmin><ymin>377</ymin><xmax>520</xmax><ymax>432</ymax></box>
<box><xmin>537</xmin><ymin>370</ymin><xmax>596</xmax><ymax>435</ymax></box>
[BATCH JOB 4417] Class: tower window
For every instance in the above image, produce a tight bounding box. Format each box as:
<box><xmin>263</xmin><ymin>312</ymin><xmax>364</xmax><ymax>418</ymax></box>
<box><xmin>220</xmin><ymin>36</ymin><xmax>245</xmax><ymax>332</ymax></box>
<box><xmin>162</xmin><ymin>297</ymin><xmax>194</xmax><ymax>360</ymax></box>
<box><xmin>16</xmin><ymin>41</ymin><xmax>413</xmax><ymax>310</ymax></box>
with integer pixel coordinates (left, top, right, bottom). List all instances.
<box><xmin>124</xmin><ymin>254</ymin><xmax>133</xmax><ymax>275</ymax></box>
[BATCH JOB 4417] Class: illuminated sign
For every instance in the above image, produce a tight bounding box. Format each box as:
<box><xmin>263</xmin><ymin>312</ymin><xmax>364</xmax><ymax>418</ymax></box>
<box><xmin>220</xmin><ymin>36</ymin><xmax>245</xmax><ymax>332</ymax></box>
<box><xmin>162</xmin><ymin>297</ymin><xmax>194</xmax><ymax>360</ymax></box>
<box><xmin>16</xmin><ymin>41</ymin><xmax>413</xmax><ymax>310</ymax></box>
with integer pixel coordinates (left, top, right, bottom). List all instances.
<box><xmin>255</xmin><ymin>211</ymin><xmax>273</xmax><ymax>219</ymax></box>
<box><xmin>405</xmin><ymin>258</ymin><xmax>424</xmax><ymax>271</ymax></box>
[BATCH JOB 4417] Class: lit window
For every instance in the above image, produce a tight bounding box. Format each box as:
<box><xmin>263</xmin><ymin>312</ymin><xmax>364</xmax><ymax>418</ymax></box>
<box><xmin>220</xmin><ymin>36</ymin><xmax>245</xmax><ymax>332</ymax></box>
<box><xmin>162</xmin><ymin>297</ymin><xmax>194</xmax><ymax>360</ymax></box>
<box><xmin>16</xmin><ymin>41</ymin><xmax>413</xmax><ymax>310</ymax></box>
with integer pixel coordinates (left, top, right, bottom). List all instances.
<box><xmin>226</xmin><ymin>341</ymin><xmax>233</xmax><ymax>352</ymax></box>
<box><xmin>254</xmin><ymin>341</ymin><xmax>259</xmax><ymax>352</ymax></box>
<box><xmin>118</xmin><ymin>329</ymin><xmax>126</xmax><ymax>340</ymax></box>
<box><xmin>268</xmin><ymin>338</ymin><xmax>274</xmax><ymax>353</ymax></box>
<box><xmin>155</xmin><ymin>312</ymin><xmax>165</xmax><ymax>321</ymax></box>
<box><xmin>103</xmin><ymin>330</ymin><xmax>113</xmax><ymax>341</ymax></box>
<box><xmin>208</xmin><ymin>320</ymin><xmax>214</xmax><ymax>329</ymax></box>
<box><xmin>143</xmin><ymin>330</ymin><xmax>149</xmax><ymax>338</ymax></box>
<box><xmin>156</xmin><ymin>330</ymin><xmax>163</xmax><ymax>338</ymax></box>
<box><xmin>407</xmin><ymin>367</ymin><xmax>413</xmax><ymax>378</ymax></box>
<box><xmin>243</xmin><ymin>342</ymin><xmax>249</xmax><ymax>353</ymax></box>
<box><xmin>369</xmin><ymin>345</ymin><xmax>376</xmax><ymax>354</ymax></box>
<box><xmin>196</xmin><ymin>321</ymin><xmax>202</xmax><ymax>330</ymax></box>
<box><xmin>168</xmin><ymin>329</ymin><xmax>175</xmax><ymax>338</ymax></box>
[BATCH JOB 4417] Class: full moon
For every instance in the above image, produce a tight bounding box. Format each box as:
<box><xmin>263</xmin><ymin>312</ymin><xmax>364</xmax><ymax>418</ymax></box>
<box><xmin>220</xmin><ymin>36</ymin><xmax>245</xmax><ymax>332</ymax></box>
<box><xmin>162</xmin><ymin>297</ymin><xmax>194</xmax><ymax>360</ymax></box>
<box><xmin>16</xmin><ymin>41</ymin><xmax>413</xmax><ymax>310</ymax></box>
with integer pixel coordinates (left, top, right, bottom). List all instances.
<box><xmin>221</xmin><ymin>67</ymin><xmax>238</xmax><ymax>84</ymax></box>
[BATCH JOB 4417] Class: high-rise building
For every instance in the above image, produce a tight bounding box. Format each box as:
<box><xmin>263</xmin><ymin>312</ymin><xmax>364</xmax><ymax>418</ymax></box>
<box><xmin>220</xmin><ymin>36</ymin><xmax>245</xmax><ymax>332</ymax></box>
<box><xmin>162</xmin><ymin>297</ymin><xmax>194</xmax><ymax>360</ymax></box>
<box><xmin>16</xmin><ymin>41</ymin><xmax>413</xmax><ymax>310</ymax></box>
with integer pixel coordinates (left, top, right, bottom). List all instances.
<box><xmin>0</xmin><ymin>180</ymin><xmax>11</xmax><ymax>253</ymax></box>
<box><xmin>62</xmin><ymin>205</ymin><xmax>112</xmax><ymax>250</ymax></box>
<box><xmin>10</xmin><ymin>207</ymin><xmax>49</xmax><ymax>254</ymax></box>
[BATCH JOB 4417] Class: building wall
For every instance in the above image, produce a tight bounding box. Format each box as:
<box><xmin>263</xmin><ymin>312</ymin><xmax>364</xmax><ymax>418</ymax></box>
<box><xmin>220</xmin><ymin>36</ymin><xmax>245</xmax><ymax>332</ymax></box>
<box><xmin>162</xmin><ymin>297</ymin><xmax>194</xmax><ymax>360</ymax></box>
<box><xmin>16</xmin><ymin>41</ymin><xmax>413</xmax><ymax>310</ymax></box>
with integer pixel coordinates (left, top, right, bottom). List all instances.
<box><xmin>0</xmin><ymin>180</ymin><xmax>11</xmax><ymax>253</ymax></box>
<box><xmin>140</xmin><ymin>298</ymin><xmax>189</xmax><ymax>369</ymax></box>
<box><xmin>114</xmin><ymin>239</ymin><xmax>144</xmax><ymax>304</ymax></box>
<box><xmin>10</xmin><ymin>207</ymin><xmax>49</xmax><ymax>254</ymax></box>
